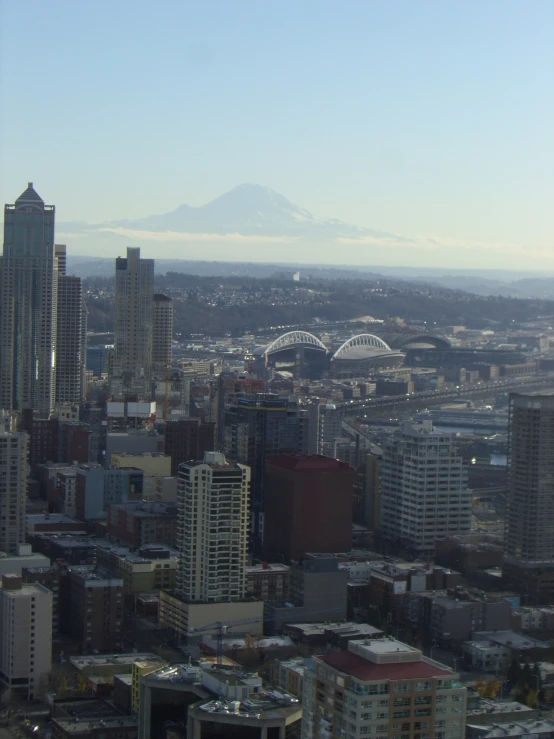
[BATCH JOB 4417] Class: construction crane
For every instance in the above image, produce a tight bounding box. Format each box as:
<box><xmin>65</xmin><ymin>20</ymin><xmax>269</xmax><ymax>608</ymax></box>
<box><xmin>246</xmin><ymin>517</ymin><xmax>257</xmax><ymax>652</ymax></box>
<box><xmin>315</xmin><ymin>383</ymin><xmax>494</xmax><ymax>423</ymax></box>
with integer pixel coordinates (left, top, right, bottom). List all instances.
<box><xmin>188</xmin><ymin>617</ymin><xmax>263</xmax><ymax>665</ymax></box>
<box><xmin>187</xmin><ymin>605</ymin><xmax>358</xmax><ymax>665</ymax></box>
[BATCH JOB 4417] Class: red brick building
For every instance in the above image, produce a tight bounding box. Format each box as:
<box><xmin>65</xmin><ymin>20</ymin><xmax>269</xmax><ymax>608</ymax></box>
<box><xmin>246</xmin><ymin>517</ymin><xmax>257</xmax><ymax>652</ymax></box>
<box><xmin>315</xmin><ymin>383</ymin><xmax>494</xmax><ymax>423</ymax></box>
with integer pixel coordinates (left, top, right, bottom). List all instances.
<box><xmin>107</xmin><ymin>502</ymin><xmax>178</xmax><ymax>548</ymax></box>
<box><xmin>263</xmin><ymin>454</ymin><xmax>355</xmax><ymax>562</ymax></box>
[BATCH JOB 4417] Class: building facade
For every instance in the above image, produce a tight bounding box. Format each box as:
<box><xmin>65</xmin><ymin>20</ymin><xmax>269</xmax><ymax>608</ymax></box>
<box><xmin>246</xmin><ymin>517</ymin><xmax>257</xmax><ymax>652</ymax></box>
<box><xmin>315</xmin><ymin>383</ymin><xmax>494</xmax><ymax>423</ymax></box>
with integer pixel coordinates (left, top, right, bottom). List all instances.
<box><xmin>63</xmin><ymin>567</ymin><xmax>124</xmax><ymax>652</ymax></box>
<box><xmin>114</xmin><ymin>247</ymin><xmax>154</xmax><ymax>397</ymax></box>
<box><xmin>56</xmin><ymin>273</ymin><xmax>85</xmax><ymax>405</ymax></box>
<box><xmin>176</xmin><ymin>452</ymin><xmax>249</xmax><ymax>602</ymax></box>
<box><xmin>263</xmin><ymin>454</ymin><xmax>355</xmax><ymax>562</ymax></box>
<box><xmin>0</xmin><ymin>418</ymin><xmax>28</xmax><ymax>554</ymax></box>
<box><xmin>164</xmin><ymin>418</ymin><xmax>216</xmax><ymax>476</ymax></box>
<box><xmin>224</xmin><ymin>394</ymin><xmax>309</xmax><ymax>540</ymax></box>
<box><xmin>380</xmin><ymin>421</ymin><xmax>471</xmax><ymax>557</ymax></box>
<box><xmin>301</xmin><ymin>638</ymin><xmax>466</xmax><ymax>739</ymax></box>
<box><xmin>0</xmin><ymin>184</ymin><xmax>58</xmax><ymax>414</ymax></box>
<box><xmin>152</xmin><ymin>293</ymin><xmax>173</xmax><ymax>371</ymax></box>
<box><xmin>0</xmin><ymin>574</ymin><xmax>53</xmax><ymax>702</ymax></box>
<box><xmin>504</xmin><ymin>393</ymin><xmax>554</xmax><ymax>603</ymax></box>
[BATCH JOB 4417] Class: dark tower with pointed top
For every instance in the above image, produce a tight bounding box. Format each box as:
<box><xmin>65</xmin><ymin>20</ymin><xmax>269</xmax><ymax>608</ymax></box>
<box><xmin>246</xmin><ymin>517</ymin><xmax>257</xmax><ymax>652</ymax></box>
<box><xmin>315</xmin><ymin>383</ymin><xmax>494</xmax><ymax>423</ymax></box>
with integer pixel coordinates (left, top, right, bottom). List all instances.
<box><xmin>0</xmin><ymin>183</ymin><xmax>58</xmax><ymax>415</ymax></box>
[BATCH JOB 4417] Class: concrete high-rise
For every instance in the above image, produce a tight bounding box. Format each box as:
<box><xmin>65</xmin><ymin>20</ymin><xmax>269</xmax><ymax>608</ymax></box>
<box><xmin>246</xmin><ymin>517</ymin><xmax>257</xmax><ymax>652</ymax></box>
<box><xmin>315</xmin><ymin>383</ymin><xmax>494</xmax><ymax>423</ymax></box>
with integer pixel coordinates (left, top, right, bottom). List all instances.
<box><xmin>176</xmin><ymin>452</ymin><xmax>249</xmax><ymax>602</ymax></box>
<box><xmin>114</xmin><ymin>247</ymin><xmax>154</xmax><ymax>397</ymax></box>
<box><xmin>0</xmin><ymin>184</ymin><xmax>58</xmax><ymax>415</ymax></box>
<box><xmin>504</xmin><ymin>393</ymin><xmax>554</xmax><ymax>603</ymax></box>
<box><xmin>0</xmin><ymin>574</ymin><xmax>53</xmax><ymax>702</ymax></box>
<box><xmin>0</xmin><ymin>416</ymin><xmax>28</xmax><ymax>554</ymax></box>
<box><xmin>380</xmin><ymin>420</ymin><xmax>471</xmax><ymax>557</ymax></box>
<box><xmin>152</xmin><ymin>293</ymin><xmax>173</xmax><ymax>371</ymax></box>
<box><xmin>159</xmin><ymin>452</ymin><xmax>263</xmax><ymax>637</ymax></box>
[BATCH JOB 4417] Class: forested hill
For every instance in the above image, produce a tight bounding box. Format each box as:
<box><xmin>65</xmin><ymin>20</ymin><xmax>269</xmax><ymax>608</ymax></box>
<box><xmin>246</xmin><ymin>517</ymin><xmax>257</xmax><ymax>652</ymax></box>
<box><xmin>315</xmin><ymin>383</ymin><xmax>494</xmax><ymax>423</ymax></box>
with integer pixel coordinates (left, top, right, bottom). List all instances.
<box><xmin>84</xmin><ymin>272</ymin><xmax>554</xmax><ymax>337</ymax></box>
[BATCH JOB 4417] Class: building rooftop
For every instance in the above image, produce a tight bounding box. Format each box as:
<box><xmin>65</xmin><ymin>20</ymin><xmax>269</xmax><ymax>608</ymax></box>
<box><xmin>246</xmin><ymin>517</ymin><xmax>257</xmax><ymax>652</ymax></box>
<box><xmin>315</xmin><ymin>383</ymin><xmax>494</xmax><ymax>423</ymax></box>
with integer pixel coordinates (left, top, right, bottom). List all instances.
<box><xmin>27</xmin><ymin>513</ymin><xmax>80</xmax><ymax>525</ymax></box>
<box><xmin>320</xmin><ymin>651</ymin><xmax>452</xmax><ymax>681</ymax></box>
<box><xmin>71</xmin><ymin>653</ymin><xmax>160</xmax><ymax>670</ymax></box>
<box><xmin>246</xmin><ymin>562</ymin><xmax>290</xmax><ymax>574</ymax></box>
<box><xmin>268</xmin><ymin>453</ymin><xmax>353</xmax><ymax>471</ymax></box>
<box><xmin>144</xmin><ymin>663</ymin><xmax>203</xmax><ymax>684</ymax></box>
<box><xmin>285</xmin><ymin>621</ymin><xmax>383</xmax><ymax>638</ymax></box>
<box><xmin>473</xmin><ymin>631</ymin><xmax>549</xmax><ymax>650</ymax></box>
<box><xmin>467</xmin><ymin>699</ymin><xmax>536</xmax><ymax>718</ymax></box>
<box><xmin>53</xmin><ymin>716</ymin><xmax>137</xmax><ymax>734</ymax></box>
<box><xmin>467</xmin><ymin>718</ymin><xmax>554</xmax><ymax>737</ymax></box>
<box><xmin>193</xmin><ymin>690</ymin><xmax>300</xmax><ymax>722</ymax></box>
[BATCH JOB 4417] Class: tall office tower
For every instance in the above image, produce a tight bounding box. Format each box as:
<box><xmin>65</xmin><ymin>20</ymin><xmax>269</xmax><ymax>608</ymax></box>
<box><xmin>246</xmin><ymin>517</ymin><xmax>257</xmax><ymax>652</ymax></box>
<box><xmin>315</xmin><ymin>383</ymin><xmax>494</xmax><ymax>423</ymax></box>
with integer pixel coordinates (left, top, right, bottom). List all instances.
<box><xmin>301</xmin><ymin>638</ymin><xmax>466</xmax><ymax>739</ymax></box>
<box><xmin>308</xmin><ymin>401</ymin><xmax>343</xmax><ymax>454</ymax></box>
<box><xmin>176</xmin><ymin>452</ymin><xmax>249</xmax><ymax>602</ymax></box>
<box><xmin>0</xmin><ymin>574</ymin><xmax>53</xmax><ymax>702</ymax></box>
<box><xmin>504</xmin><ymin>393</ymin><xmax>554</xmax><ymax>603</ymax></box>
<box><xmin>0</xmin><ymin>416</ymin><xmax>28</xmax><ymax>554</ymax></box>
<box><xmin>152</xmin><ymin>293</ymin><xmax>173</xmax><ymax>371</ymax></box>
<box><xmin>114</xmin><ymin>247</ymin><xmax>154</xmax><ymax>397</ymax></box>
<box><xmin>380</xmin><ymin>420</ymin><xmax>471</xmax><ymax>557</ymax></box>
<box><xmin>56</xmin><ymin>274</ymin><xmax>85</xmax><ymax>404</ymax></box>
<box><xmin>224</xmin><ymin>394</ymin><xmax>309</xmax><ymax>541</ymax></box>
<box><xmin>0</xmin><ymin>184</ymin><xmax>58</xmax><ymax>415</ymax></box>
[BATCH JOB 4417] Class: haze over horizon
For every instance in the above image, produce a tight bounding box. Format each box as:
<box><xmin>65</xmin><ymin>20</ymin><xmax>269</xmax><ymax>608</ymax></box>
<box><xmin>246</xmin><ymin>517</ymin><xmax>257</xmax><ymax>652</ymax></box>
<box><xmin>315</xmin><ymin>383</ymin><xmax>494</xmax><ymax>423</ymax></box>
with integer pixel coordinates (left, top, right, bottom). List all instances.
<box><xmin>1</xmin><ymin>0</ymin><xmax>553</xmax><ymax>269</ymax></box>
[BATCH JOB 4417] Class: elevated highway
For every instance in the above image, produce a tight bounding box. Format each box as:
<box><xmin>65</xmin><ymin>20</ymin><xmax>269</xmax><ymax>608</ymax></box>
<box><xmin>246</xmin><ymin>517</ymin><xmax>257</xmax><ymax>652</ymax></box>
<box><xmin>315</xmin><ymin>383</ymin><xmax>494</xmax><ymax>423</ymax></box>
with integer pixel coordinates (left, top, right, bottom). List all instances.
<box><xmin>341</xmin><ymin>372</ymin><xmax>554</xmax><ymax>420</ymax></box>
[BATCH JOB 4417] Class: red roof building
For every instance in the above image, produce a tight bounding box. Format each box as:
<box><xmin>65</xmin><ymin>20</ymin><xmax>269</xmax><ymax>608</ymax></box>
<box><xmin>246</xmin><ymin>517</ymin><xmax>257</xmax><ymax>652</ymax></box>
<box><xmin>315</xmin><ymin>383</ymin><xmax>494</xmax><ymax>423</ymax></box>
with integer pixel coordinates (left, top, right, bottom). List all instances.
<box><xmin>302</xmin><ymin>638</ymin><xmax>466</xmax><ymax>739</ymax></box>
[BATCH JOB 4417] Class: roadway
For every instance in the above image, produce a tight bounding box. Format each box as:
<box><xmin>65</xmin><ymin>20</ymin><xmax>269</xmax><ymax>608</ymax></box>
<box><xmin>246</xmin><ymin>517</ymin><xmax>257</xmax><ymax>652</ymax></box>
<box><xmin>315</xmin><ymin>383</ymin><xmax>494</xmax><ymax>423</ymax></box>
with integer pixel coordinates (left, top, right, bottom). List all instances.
<box><xmin>341</xmin><ymin>372</ymin><xmax>554</xmax><ymax>420</ymax></box>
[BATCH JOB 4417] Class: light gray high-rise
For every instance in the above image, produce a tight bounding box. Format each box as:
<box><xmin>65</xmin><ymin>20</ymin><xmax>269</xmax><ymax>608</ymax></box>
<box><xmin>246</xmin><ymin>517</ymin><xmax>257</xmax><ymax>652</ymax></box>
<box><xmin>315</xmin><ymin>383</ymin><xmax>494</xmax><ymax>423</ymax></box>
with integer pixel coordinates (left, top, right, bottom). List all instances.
<box><xmin>0</xmin><ymin>184</ymin><xmax>58</xmax><ymax>415</ymax></box>
<box><xmin>504</xmin><ymin>393</ymin><xmax>554</xmax><ymax>603</ymax></box>
<box><xmin>114</xmin><ymin>247</ymin><xmax>154</xmax><ymax>397</ymax></box>
<box><xmin>380</xmin><ymin>420</ymin><xmax>471</xmax><ymax>557</ymax></box>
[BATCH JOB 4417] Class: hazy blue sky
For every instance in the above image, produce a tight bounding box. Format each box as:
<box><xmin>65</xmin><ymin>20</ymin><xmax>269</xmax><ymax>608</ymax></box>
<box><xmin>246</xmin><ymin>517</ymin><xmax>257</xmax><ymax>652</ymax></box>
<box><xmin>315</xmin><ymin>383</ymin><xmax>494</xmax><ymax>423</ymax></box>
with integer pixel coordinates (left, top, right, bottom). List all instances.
<box><xmin>1</xmin><ymin>0</ymin><xmax>552</xmax><ymax>267</ymax></box>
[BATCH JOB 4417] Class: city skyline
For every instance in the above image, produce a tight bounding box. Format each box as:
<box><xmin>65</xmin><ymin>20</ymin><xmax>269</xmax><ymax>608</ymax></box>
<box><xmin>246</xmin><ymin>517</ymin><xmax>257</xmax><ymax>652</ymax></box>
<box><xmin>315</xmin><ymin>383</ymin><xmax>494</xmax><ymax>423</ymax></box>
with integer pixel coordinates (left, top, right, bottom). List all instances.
<box><xmin>1</xmin><ymin>0</ymin><xmax>552</xmax><ymax>269</ymax></box>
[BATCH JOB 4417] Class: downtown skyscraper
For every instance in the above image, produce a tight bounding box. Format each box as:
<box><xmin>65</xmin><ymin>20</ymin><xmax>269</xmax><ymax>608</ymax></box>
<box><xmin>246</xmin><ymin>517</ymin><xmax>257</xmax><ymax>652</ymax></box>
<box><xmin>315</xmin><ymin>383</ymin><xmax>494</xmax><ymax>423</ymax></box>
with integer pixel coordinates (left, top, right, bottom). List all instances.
<box><xmin>0</xmin><ymin>184</ymin><xmax>58</xmax><ymax>415</ymax></box>
<box><xmin>113</xmin><ymin>247</ymin><xmax>154</xmax><ymax>398</ymax></box>
<box><xmin>504</xmin><ymin>392</ymin><xmax>554</xmax><ymax>603</ymax></box>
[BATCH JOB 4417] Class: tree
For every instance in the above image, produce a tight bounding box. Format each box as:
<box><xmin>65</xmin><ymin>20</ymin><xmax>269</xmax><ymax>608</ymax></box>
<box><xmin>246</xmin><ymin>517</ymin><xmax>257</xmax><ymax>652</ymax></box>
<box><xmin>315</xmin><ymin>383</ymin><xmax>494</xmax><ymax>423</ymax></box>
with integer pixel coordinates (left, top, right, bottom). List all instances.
<box><xmin>483</xmin><ymin>679</ymin><xmax>501</xmax><ymax>698</ymax></box>
<box><xmin>526</xmin><ymin>689</ymin><xmax>539</xmax><ymax>709</ymax></box>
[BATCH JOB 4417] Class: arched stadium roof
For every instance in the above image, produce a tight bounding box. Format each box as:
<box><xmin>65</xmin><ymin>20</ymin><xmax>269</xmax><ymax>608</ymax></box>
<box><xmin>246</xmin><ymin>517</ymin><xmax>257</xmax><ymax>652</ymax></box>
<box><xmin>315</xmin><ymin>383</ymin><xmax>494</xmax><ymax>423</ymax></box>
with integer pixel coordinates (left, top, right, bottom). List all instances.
<box><xmin>331</xmin><ymin>333</ymin><xmax>393</xmax><ymax>361</ymax></box>
<box><xmin>256</xmin><ymin>330</ymin><xmax>328</xmax><ymax>357</ymax></box>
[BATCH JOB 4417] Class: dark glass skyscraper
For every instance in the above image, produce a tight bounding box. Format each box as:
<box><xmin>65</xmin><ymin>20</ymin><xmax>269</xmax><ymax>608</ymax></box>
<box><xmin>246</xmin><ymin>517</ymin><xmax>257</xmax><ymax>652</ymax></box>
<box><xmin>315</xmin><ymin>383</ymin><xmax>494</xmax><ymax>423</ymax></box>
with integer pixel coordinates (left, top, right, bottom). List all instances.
<box><xmin>504</xmin><ymin>392</ymin><xmax>554</xmax><ymax>603</ymax></box>
<box><xmin>0</xmin><ymin>184</ymin><xmax>57</xmax><ymax>415</ymax></box>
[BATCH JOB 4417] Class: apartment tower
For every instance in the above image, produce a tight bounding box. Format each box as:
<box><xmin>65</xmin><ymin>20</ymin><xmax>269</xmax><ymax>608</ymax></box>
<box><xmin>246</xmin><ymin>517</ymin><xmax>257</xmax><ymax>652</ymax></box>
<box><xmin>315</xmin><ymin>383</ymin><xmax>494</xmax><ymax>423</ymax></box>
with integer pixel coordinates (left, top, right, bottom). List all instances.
<box><xmin>176</xmin><ymin>452</ymin><xmax>249</xmax><ymax>602</ymax></box>
<box><xmin>301</xmin><ymin>638</ymin><xmax>466</xmax><ymax>739</ymax></box>
<box><xmin>504</xmin><ymin>393</ymin><xmax>554</xmax><ymax>603</ymax></box>
<box><xmin>0</xmin><ymin>184</ymin><xmax>58</xmax><ymax>415</ymax></box>
<box><xmin>0</xmin><ymin>574</ymin><xmax>53</xmax><ymax>702</ymax></box>
<box><xmin>114</xmin><ymin>247</ymin><xmax>154</xmax><ymax>397</ymax></box>
<box><xmin>380</xmin><ymin>420</ymin><xmax>471</xmax><ymax>557</ymax></box>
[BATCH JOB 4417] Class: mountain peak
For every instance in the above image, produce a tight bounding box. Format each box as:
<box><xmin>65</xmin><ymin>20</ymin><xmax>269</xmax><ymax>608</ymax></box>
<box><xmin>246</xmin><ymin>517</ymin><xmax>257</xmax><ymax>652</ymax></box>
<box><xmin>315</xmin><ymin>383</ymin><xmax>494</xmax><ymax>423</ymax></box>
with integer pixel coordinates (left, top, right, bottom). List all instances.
<box><xmin>112</xmin><ymin>184</ymin><xmax>396</xmax><ymax>241</ymax></box>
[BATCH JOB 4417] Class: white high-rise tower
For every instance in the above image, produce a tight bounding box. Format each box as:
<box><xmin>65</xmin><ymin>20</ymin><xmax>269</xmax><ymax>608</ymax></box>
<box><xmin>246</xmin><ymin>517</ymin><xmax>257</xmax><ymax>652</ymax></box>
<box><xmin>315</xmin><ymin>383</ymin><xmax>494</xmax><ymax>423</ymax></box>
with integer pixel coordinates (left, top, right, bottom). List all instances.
<box><xmin>380</xmin><ymin>420</ymin><xmax>471</xmax><ymax>556</ymax></box>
